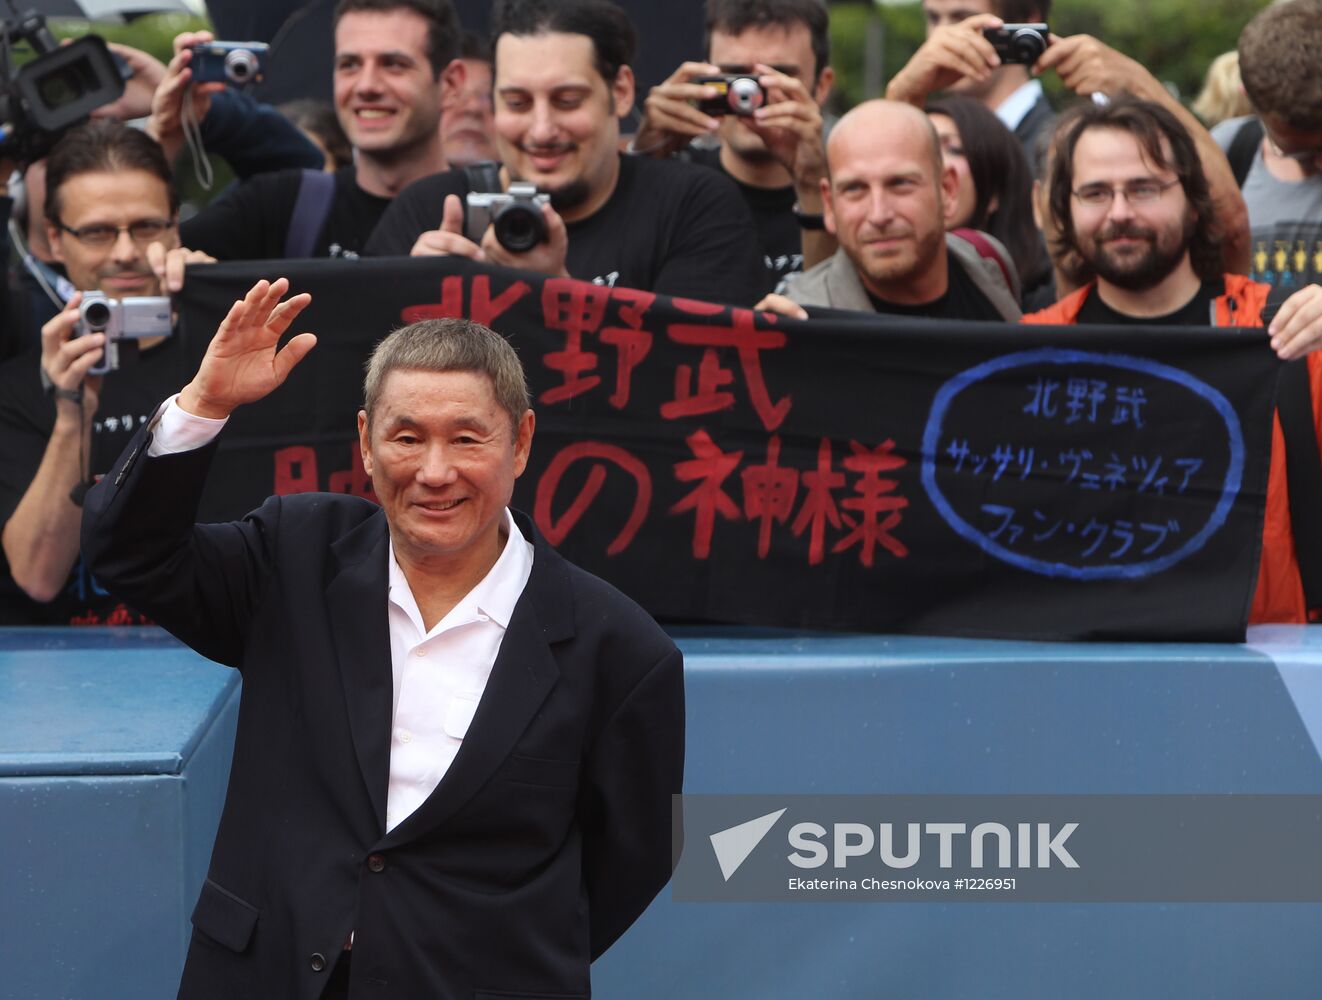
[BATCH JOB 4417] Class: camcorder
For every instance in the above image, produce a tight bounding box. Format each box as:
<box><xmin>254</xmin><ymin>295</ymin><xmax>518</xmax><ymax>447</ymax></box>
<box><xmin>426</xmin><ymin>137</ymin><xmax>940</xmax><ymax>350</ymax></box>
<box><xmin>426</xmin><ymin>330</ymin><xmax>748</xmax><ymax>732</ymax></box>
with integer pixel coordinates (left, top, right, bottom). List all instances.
<box><xmin>466</xmin><ymin>182</ymin><xmax>550</xmax><ymax>253</ymax></box>
<box><xmin>189</xmin><ymin>41</ymin><xmax>269</xmax><ymax>87</ymax></box>
<box><xmin>983</xmin><ymin>23</ymin><xmax>1050</xmax><ymax>65</ymax></box>
<box><xmin>693</xmin><ymin>74</ymin><xmax>767</xmax><ymax>117</ymax></box>
<box><xmin>75</xmin><ymin>292</ymin><xmax>172</xmax><ymax>375</ymax></box>
<box><xmin>0</xmin><ymin>7</ymin><xmax>125</xmax><ymax>164</ymax></box>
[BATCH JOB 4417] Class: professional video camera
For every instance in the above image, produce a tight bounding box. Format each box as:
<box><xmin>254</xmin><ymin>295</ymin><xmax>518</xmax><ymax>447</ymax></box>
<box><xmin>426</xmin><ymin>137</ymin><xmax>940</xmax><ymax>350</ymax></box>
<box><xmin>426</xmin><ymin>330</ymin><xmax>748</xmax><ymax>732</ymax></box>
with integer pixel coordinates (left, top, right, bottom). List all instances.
<box><xmin>0</xmin><ymin>5</ymin><xmax>124</xmax><ymax>164</ymax></box>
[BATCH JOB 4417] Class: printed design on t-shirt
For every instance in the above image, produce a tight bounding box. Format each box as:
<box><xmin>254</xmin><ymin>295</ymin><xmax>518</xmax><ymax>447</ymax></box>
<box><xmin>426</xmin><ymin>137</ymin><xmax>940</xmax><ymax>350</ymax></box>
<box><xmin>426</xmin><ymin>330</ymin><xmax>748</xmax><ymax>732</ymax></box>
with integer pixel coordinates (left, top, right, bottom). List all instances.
<box><xmin>592</xmin><ymin>271</ymin><xmax>621</xmax><ymax>288</ymax></box>
<box><xmin>1250</xmin><ymin>222</ymin><xmax>1322</xmax><ymax>289</ymax></box>
<box><xmin>93</xmin><ymin>413</ymin><xmax>152</xmax><ymax>436</ymax></box>
<box><xmin>766</xmin><ymin>253</ymin><xmax>804</xmax><ymax>282</ymax></box>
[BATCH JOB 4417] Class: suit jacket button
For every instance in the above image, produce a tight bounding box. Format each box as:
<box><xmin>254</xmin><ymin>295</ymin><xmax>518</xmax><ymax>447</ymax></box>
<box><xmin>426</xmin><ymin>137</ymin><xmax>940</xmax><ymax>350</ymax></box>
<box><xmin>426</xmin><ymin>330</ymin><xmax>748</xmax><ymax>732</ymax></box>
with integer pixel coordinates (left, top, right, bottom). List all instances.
<box><xmin>310</xmin><ymin>953</ymin><xmax>327</xmax><ymax>972</ymax></box>
<box><xmin>367</xmin><ymin>853</ymin><xmax>386</xmax><ymax>873</ymax></box>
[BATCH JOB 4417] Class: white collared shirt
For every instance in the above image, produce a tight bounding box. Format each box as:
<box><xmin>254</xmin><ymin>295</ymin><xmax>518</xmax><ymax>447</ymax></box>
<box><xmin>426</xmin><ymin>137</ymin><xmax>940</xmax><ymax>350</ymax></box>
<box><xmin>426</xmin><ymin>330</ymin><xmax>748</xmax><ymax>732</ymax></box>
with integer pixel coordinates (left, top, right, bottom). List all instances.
<box><xmin>995</xmin><ymin>78</ymin><xmax>1045</xmax><ymax>133</ymax></box>
<box><xmin>145</xmin><ymin>395</ymin><xmax>536</xmax><ymax>832</ymax></box>
<box><xmin>384</xmin><ymin>509</ymin><xmax>533</xmax><ymax>831</ymax></box>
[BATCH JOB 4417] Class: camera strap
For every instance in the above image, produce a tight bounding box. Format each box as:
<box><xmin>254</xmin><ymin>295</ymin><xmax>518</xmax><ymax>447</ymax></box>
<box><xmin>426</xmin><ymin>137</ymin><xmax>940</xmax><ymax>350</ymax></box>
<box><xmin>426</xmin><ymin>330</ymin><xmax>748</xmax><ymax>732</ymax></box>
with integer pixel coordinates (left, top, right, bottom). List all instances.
<box><xmin>463</xmin><ymin>161</ymin><xmax>503</xmax><ymax>194</ymax></box>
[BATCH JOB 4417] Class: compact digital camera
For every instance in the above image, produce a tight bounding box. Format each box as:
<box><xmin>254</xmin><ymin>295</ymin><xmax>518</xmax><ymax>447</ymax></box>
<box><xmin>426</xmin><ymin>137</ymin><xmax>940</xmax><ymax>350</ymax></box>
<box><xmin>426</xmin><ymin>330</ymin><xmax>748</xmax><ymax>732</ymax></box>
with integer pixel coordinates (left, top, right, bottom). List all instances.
<box><xmin>693</xmin><ymin>74</ymin><xmax>767</xmax><ymax>117</ymax></box>
<box><xmin>189</xmin><ymin>41</ymin><xmax>270</xmax><ymax>86</ymax></box>
<box><xmin>76</xmin><ymin>292</ymin><xmax>172</xmax><ymax>375</ymax></box>
<box><xmin>983</xmin><ymin>24</ymin><xmax>1050</xmax><ymax>65</ymax></box>
<box><xmin>466</xmin><ymin>182</ymin><xmax>551</xmax><ymax>253</ymax></box>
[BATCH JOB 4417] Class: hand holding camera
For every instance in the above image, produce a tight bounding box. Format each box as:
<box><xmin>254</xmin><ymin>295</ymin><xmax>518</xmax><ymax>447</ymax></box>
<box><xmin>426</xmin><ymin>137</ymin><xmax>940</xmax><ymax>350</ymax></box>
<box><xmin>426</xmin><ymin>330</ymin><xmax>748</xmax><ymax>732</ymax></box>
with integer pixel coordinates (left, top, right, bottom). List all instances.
<box><xmin>411</xmin><ymin>191</ymin><xmax>570</xmax><ymax>279</ymax></box>
<box><xmin>40</xmin><ymin>294</ymin><xmax>106</xmax><ymax>422</ymax></box>
<box><xmin>885</xmin><ymin>12</ymin><xmax>1008</xmax><ymax>107</ymax></box>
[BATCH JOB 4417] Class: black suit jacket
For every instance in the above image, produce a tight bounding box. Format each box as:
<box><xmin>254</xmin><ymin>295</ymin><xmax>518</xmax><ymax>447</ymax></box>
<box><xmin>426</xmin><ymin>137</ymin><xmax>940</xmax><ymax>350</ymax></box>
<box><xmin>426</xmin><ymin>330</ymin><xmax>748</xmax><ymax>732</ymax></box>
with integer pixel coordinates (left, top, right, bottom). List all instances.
<box><xmin>1013</xmin><ymin>93</ymin><xmax>1057</xmax><ymax>171</ymax></box>
<box><xmin>81</xmin><ymin>431</ymin><xmax>685</xmax><ymax>1000</ymax></box>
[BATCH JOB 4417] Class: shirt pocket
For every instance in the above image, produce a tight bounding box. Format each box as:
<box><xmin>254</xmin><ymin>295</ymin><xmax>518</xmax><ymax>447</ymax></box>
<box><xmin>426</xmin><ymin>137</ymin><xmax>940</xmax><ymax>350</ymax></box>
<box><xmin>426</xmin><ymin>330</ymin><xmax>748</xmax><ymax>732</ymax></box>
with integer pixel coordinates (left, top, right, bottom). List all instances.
<box><xmin>443</xmin><ymin>693</ymin><xmax>480</xmax><ymax>740</ymax></box>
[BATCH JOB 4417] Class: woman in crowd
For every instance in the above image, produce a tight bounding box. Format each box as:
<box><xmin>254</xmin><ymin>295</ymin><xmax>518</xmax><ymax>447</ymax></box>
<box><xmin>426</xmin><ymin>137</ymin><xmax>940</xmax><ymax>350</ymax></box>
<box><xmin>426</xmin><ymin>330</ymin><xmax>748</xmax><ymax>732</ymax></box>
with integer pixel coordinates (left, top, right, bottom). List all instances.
<box><xmin>926</xmin><ymin>95</ymin><xmax>1052</xmax><ymax>307</ymax></box>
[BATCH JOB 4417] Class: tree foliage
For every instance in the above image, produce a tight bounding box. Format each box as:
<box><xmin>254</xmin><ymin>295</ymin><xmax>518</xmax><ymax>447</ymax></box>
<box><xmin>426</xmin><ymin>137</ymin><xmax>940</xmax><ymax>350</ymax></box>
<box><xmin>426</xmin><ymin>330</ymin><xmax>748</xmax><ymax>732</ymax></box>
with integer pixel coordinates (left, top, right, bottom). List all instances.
<box><xmin>828</xmin><ymin>0</ymin><xmax>1272</xmax><ymax>114</ymax></box>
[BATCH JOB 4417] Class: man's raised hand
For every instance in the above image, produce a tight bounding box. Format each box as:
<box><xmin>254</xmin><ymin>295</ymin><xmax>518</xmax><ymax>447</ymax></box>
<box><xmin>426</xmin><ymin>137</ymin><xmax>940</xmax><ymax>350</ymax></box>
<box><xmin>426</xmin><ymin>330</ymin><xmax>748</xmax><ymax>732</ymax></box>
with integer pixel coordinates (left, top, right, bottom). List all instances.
<box><xmin>178</xmin><ymin>278</ymin><xmax>315</xmax><ymax>420</ymax></box>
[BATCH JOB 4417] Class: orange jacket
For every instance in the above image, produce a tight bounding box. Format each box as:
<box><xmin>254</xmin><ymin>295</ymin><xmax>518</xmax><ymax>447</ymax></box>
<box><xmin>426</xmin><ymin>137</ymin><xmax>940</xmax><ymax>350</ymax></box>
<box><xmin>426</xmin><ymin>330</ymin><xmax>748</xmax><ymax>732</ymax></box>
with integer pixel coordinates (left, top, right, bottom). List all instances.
<box><xmin>1024</xmin><ymin>275</ymin><xmax>1322</xmax><ymax>624</ymax></box>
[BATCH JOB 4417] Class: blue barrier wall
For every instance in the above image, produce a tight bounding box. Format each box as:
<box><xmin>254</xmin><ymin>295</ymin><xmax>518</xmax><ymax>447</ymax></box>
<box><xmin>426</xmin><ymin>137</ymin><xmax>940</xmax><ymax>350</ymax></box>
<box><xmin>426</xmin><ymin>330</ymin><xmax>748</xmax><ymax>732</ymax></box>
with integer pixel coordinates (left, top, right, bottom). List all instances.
<box><xmin>5</xmin><ymin>626</ymin><xmax>1322</xmax><ymax>998</ymax></box>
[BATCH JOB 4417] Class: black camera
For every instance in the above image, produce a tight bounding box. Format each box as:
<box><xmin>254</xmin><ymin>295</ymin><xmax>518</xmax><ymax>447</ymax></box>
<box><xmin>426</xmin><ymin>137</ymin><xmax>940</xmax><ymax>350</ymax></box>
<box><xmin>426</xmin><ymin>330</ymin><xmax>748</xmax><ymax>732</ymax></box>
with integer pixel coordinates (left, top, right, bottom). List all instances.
<box><xmin>75</xmin><ymin>292</ymin><xmax>172</xmax><ymax>375</ymax></box>
<box><xmin>693</xmin><ymin>74</ymin><xmax>767</xmax><ymax>117</ymax></box>
<box><xmin>983</xmin><ymin>23</ymin><xmax>1050</xmax><ymax>65</ymax></box>
<box><xmin>189</xmin><ymin>41</ymin><xmax>269</xmax><ymax>87</ymax></box>
<box><xmin>0</xmin><ymin>9</ymin><xmax>124</xmax><ymax>164</ymax></box>
<box><xmin>466</xmin><ymin>182</ymin><xmax>551</xmax><ymax>253</ymax></box>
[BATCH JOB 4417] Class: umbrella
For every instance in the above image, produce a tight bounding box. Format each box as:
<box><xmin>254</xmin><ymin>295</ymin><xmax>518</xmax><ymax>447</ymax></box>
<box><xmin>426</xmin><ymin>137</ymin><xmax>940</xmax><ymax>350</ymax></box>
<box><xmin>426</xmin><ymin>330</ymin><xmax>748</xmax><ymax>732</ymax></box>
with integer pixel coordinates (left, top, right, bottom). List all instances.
<box><xmin>9</xmin><ymin>0</ymin><xmax>206</xmax><ymax>22</ymax></box>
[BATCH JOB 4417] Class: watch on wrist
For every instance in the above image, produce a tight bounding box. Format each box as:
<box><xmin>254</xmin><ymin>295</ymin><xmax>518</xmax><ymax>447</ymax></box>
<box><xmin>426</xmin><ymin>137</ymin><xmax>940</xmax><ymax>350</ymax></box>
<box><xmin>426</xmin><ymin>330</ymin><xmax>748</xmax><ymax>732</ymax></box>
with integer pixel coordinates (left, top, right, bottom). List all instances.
<box><xmin>792</xmin><ymin>202</ymin><xmax>825</xmax><ymax>231</ymax></box>
<box><xmin>40</xmin><ymin>367</ymin><xmax>84</xmax><ymax>404</ymax></box>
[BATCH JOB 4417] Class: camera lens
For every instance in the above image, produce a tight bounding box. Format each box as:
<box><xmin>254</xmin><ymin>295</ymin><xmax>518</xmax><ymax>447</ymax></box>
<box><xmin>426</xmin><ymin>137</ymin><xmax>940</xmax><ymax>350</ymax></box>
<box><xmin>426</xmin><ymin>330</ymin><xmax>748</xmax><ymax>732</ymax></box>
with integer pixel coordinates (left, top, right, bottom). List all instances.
<box><xmin>81</xmin><ymin>300</ymin><xmax>111</xmax><ymax>331</ymax></box>
<box><xmin>728</xmin><ymin>76</ymin><xmax>764</xmax><ymax>115</ymax></box>
<box><xmin>1010</xmin><ymin>29</ymin><xmax>1046</xmax><ymax>63</ymax></box>
<box><xmin>224</xmin><ymin>50</ymin><xmax>257</xmax><ymax>83</ymax></box>
<box><xmin>493</xmin><ymin>203</ymin><xmax>548</xmax><ymax>253</ymax></box>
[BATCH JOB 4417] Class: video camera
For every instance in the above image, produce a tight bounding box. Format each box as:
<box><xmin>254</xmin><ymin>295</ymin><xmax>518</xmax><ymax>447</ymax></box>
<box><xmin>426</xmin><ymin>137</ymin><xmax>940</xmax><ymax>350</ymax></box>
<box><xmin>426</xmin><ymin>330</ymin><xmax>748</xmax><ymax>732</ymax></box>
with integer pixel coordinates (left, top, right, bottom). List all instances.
<box><xmin>75</xmin><ymin>292</ymin><xmax>172</xmax><ymax>375</ymax></box>
<box><xmin>0</xmin><ymin>6</ymin><xmax>124</xmax><ymax>165</ymax></box>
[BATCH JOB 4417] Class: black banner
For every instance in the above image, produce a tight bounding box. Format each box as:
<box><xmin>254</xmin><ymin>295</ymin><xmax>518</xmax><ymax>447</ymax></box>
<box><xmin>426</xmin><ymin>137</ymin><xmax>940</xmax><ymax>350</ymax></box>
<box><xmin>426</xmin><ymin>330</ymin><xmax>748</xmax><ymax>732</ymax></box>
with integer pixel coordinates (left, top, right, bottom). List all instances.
<box><xmin>176</xmin><ymin>257</ymin><xmax>1281</xmax><ymax>642</ymax></box>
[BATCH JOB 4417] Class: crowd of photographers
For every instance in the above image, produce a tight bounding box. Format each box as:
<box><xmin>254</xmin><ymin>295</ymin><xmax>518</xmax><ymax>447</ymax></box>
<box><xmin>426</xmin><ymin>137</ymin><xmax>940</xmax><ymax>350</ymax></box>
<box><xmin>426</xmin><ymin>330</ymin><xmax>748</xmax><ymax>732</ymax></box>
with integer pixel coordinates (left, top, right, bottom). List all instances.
<box><xmin>3</xmin><ymin>0</ymin><xmax>1322</xmax><ymax>628</ymax></box>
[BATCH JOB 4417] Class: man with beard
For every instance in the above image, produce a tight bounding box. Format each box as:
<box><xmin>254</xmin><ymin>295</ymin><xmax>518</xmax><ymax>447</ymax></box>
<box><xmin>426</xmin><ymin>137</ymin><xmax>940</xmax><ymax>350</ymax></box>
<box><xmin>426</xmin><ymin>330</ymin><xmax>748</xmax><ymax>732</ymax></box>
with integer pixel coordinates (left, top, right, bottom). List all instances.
<box><xmin>365</xmin><ymin>0</ymin><xmax>767</xmax><ymax>307</ymax></box>
<box><xmin>629</xmin><ymin>0</ymin><xmax>836</xmax><ymax>289</ymax></box>
<box><xmin>1025</xmin><ymin>98</ymin><xmax>1322</xmax><ymax>623</ymax></box>
<box><xmin>0</xmin><ymin>122</ymin><xmax>211</xmax><ymax>623</ymax></box>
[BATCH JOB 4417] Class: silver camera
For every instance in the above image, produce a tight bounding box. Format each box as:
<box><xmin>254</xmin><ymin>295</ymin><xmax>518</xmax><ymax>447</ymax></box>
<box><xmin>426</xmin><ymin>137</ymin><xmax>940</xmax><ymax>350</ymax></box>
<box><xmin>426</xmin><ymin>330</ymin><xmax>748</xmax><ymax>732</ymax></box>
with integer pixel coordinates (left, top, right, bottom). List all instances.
<box><xmin>75</xmin><ymin>292</ymin><xmax>172</xmax><ymax>374</ymax></box>
<box><xmin>466</xmin><ymin>182</ymin><xmax>551</xmax><ymax>253</ymax></box>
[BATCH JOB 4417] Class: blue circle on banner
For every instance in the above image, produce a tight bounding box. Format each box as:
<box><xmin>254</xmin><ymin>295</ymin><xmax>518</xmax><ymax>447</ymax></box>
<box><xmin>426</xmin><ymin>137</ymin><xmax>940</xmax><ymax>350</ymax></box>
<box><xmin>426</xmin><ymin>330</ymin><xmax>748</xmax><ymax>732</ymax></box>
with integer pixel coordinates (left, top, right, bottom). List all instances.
<box><xmin>920</xmin><ymin>347</ymin><xmax>1245</xmax><ymax>581</ymax></box>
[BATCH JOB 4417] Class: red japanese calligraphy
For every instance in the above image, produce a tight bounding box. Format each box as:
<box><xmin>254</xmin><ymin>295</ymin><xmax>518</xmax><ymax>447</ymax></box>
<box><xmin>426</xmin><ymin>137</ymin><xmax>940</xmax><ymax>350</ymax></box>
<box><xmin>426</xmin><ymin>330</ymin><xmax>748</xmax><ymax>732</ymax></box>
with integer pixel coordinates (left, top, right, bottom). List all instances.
<box><xmin>274</xmin><ymin>445</ymin><xmax>319</xmax><ymax>495</ymax></box>
<box><xmin>790</xmin><ymin>438</ymin><xmax>845</xmax><ymax>565</ymax></box>
<box><xmin>670</xmin><ymin>429</ymin><xmax>744</xmax><ymax>559</ymax></box>
<box><xmin>533</xmin><ymin>442</ymin><xmax>652</xmax><ymax>555</ymax></box>
<box><xmin>662</xmin><ymin>305</ymin><xmax>791</xmax><ymax>432</ymax></box>
<box><xmin>741</xmin><ymin>436</ymin><xmax>799</xmax><ymax>558</ymax></box>
<box><xmin>328</xmin><ymin>444</ymin><xmax>377</xmax><ymax>501</ymax></box>
<box><xmin>832</xmin><ymin>440</ymin><xmax>909</xmax><ymax>565</ymax></box>
<box><xmin>539</xmin><ymin>281</ymin><xmax>657</xmax><ymax>407</ymax></box>
<box><xmin>402</xmin><ymin>274</ymin><xmax>531</xmax><ymax>326</ymax></box>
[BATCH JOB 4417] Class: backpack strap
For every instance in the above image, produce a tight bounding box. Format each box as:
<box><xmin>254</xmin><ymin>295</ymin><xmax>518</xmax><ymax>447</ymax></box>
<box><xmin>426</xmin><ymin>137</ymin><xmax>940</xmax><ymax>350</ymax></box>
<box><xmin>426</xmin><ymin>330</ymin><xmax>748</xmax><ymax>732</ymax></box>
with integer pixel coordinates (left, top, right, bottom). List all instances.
<box><xmin>282</xmin><ymin>169</ymin><xmax>337</xmax><ymax>259</ymax></box>
<box><xmin>1227</xmin><ymin>117</ymin><xmax>1264</xmax><ymax>190</ymax></box>
<box><xmin>463</xmin><ymin>161</ymin><xmax>503</xmax><ymax>193</ymax></box>
<box><xmin>951</xmin><ymin>227</ymin><xmax>1020</xmax><ymax>303</ymax></box>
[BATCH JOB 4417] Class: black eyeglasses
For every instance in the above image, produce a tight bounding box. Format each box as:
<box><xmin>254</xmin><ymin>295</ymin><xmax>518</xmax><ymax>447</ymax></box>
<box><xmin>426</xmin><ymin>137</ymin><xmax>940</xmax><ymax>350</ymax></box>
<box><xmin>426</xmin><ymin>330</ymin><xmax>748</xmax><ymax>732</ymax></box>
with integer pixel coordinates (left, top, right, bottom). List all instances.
<box><xmin>58</xmin><ymin>218</ymin><xmax>176</xmax><ymax>248</ymax></box>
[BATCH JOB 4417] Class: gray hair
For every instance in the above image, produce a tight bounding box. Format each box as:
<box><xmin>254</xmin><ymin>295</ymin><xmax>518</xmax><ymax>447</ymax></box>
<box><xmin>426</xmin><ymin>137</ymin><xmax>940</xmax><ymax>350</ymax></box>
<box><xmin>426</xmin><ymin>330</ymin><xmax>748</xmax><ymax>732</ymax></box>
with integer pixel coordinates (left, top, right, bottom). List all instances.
<box><xmin>363</xmin><ymin>318</ymin><xmax>531</xmax><ymax>430</ymax></box>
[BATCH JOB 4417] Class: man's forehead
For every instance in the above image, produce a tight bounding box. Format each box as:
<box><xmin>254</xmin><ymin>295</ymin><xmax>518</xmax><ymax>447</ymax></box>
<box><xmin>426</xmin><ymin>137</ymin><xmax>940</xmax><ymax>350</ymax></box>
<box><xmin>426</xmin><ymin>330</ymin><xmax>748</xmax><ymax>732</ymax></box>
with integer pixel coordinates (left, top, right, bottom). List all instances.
<box><xmin>494</xmin><ymin>31</ymin><xmax>600</xmax><ymax>88</ymax></box>
<box><xmin>1072</xmin><ymin>126</ymin><xmax>1174</xmax><ymax>178</ymax></box>
<box><xmin>57</xmin><ymin>169</ymin><xmax>171</xmax><ymax>217</ymax></box>
<box><xmin>923</xmin><ymin>0</ymin><xmax>995</xmax><ymax>18</ymax></box>
<box><xmin>335</xmin><ymin>8</ymin><xmax>430</xmax><ymax>58</ymax></box>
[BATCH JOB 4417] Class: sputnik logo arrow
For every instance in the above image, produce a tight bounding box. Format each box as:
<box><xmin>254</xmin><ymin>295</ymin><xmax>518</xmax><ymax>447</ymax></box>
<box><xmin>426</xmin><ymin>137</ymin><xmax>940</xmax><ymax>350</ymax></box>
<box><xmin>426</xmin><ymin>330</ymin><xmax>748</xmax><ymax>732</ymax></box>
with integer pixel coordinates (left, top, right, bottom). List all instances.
<box><xmin>709</xmin><ymin>808</ymin><xmax>787</xmax><ymax>881</ymax></box>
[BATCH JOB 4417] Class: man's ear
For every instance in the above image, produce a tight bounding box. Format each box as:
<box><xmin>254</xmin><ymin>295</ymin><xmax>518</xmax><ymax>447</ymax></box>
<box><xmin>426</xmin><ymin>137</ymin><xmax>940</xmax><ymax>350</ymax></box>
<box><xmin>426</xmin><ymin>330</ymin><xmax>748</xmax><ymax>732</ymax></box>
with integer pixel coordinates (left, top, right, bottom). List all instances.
<box><xmin>357</xmin><ymin>409</ymin><xmax>373</xmax><ymax>477</ymax></box>
<box><xmin>821</xmin><ymin>175</ymin><xmax>837</xmax><ymax>236</ymax></box>
<box><xmin>512</xmin><ymin>408</ymin><xmax>535</xmax><ymax>478</ymax></box>
<box><xmin>46</xmin><ymin>223</ymin><xmax>64</xmax><ymax>264</ymax></box>
<box><xmin>440</xmin><ymin>57</ymin><xmax>467</xmax><ymax>109</ymax></box>
<box><xmin>611</xmin><ymin>64</ymin><xmax>635</xmax><ymax>119</ymax></box>
<box><xmin>939</xmin><ymin>162</ymin><xmax>960</xmax><ymax>227</ymax></box>
<box><xmin>813</xmin><ymin>65</ymin><xmax>835</xmax><ymax>107</ymax></box>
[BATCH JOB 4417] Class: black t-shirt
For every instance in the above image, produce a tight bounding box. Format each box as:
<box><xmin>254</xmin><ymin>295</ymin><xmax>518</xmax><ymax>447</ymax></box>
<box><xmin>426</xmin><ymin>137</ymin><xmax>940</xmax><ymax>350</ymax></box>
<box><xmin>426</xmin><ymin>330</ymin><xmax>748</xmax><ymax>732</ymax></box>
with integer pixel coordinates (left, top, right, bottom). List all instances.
<box><xmin>864</xmin><ymin>256</ymin><xmax>1006</xmax><ymax>321</ymax></box>
<box><xmin>365</xmin><ymin>154</ymin><xmax>768</xmax><ymax>306</ymax></box>
<box><xmin>180</xmin><ymin>165</ymin><xmax>392</xmax><ymax>261</ymax></box>
<box><xmin>0</xmin><ymin>338</ymin><xmax>192</xmax><ymax>625</ymax></box>
<box><xmin>1075</xmin><ymin>279</ymin><xmax>1225</xmax><ymax>326</ymax></box>
<box><xmin>686</xmin><ymin>145</ymin><xmax>800</xmax><ymax>292</ymax></box>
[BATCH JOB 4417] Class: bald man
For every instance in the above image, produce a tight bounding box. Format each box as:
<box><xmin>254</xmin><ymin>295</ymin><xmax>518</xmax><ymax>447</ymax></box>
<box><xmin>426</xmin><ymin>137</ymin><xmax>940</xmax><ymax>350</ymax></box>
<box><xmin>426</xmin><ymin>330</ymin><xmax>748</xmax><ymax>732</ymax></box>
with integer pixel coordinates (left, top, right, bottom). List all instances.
<box><xmin>768</xmin><ymin>99</ymin><xmax>1021</xmax><ymax>320</ymax></box>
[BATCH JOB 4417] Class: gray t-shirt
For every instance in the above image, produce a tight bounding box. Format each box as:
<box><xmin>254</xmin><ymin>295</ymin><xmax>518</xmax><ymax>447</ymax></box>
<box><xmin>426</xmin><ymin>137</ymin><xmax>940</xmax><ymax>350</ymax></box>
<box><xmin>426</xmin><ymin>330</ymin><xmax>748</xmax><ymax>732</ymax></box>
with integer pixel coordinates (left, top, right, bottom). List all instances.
<box><xmin>1213</xmin><ymin>115</ymin><xmax>1322</xmax><ymax>291</ymax></box>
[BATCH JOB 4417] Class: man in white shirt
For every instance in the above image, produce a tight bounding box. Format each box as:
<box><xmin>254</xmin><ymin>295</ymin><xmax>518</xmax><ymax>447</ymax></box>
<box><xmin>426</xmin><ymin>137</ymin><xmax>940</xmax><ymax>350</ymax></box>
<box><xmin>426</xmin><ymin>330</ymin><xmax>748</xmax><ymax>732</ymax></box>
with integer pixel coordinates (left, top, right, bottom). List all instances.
<box><xmin>81</xmin><ymin>281</ymin><xmax>685</xmax><ymax>999</ymax></box>
<box><xmin>887</xmin><ymin>0</ymin><xmax>1055</xmax><ymax>164</ymax></box>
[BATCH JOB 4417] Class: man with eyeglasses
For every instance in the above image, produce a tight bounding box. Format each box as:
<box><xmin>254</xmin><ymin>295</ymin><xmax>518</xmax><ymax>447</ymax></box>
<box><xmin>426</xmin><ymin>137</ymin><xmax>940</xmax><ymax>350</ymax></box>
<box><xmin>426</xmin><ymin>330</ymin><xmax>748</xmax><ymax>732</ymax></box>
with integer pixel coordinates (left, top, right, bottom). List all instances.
<box><xmin>1026</xmin><ymin>98</ymin><xmax>1322</xmax><ymax>624</ymax></box>
<box><xmin>0</xmin><ymin>121</ymin><xmax>211</xmax><ymax>625</ymax></box>
<box><xmin>1212</xmin><ymin>0</ymin><xmax>1322</xmax><ymax>294</ymax></box>
<box><xmin>628</xmin><ymin>0</ymin><xmax>835</xmax><ymax>290</ymax></box>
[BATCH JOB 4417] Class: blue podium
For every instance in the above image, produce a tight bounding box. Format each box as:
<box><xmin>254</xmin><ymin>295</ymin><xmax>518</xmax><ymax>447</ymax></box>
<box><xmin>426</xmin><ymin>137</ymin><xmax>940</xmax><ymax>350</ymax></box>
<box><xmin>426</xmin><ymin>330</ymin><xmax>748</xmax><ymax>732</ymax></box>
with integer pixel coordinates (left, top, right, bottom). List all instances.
<box><xmin>5</xmin><ymin>625</ymin><xmax>1322</xmax><ymax>999</ymax></box>
<box><xmin>0</xmin><ymin>629</ymin><xmax>238</xmax><ymax>1000</ymax></box>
